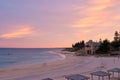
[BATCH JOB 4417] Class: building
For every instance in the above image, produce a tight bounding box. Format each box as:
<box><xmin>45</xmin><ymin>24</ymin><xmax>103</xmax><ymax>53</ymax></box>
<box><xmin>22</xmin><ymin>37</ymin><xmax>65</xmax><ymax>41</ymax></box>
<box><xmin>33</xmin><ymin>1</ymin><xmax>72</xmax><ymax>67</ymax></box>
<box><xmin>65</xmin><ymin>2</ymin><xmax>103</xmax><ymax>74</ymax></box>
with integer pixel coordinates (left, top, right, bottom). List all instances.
<box><xmin>85</xmin><ymin>40</ymin><xmax>100</xmax><ymax>54</ymax></box>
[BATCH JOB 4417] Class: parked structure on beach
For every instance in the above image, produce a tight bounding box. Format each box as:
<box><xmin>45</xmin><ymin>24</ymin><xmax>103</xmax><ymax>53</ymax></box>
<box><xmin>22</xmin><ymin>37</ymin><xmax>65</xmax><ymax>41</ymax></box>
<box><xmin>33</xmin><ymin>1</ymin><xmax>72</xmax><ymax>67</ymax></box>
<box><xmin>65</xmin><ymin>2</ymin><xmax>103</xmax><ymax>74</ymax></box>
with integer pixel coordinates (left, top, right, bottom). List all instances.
<box><xmin>85</xmin><ymin>40</ymin><xmax>100</xmax><ymax>54</ymax></box>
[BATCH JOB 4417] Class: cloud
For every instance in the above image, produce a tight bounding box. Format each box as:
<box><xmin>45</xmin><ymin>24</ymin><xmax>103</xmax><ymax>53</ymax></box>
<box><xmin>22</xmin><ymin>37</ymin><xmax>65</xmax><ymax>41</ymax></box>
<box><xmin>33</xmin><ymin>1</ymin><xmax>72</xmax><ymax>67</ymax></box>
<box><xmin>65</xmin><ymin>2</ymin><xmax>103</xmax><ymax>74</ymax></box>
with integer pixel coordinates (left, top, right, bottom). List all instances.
<box><xmin>0</xmin><ymin>26</ymin><xmax>33</xmax><ymax>39</ymax></box>
<box><xmin>71</xmin><ymin>12</ymin><xmax>108</xmax><ymax>28</ymax></box>
<box><xmin>71</xmin><ymin>0</ymin><xmax>120</xmax><ymax>28</ymax></box>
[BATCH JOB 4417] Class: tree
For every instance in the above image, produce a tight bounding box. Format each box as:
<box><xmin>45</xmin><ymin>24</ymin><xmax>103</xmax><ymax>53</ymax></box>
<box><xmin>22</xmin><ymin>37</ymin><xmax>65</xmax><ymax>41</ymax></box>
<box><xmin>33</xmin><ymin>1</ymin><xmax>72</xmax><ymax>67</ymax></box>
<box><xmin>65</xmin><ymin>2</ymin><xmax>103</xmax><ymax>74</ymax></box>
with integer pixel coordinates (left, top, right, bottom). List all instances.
<box><xmin>114</xmin><ymin>31</ymin><xmax>119</xmax><ymax>41</ymax></box>
<box><xmin>97</xmin><ymin>39</ymin><xmax>110</xmax><ymax>53</ymax></box>
<box><xmin>111</xmin><ymin>41</ymin><xmax>120</xmax><ymax>50</ymax></box>
<box><xmin>111</xmin><ymin>31</ymin><xmax>120</xmax><ymax>50</ymax></box>
<box><xmin>99</xmin><ymin>38</ymin><xmax>102</xmax><ymax>44</ymax></box>
<box><xmin>72</xmin><ymin>40</ymin><xmax>85</xmax><ymax>51</ymax></box>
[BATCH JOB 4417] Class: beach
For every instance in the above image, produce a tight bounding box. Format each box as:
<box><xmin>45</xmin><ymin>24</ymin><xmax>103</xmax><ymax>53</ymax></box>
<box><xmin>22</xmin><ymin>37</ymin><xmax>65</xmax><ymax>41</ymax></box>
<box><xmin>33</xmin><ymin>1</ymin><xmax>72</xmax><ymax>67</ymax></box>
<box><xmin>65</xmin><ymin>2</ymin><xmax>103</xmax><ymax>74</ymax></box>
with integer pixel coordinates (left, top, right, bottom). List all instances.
<box><xmin>0</xmin><ymin>51</ymin><xmax>120</xmax><ymax>80</ymax></box>
<box><xmin>0</xmin><ymin>0</ymin><xmax>120</xmax><ymax>80</ymax></box>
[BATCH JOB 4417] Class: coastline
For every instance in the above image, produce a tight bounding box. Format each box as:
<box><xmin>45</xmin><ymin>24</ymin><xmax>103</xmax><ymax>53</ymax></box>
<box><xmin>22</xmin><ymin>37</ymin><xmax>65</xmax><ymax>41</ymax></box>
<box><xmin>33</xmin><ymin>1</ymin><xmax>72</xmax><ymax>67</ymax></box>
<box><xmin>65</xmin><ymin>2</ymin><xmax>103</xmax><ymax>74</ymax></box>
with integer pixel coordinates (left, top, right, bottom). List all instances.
<box><xmin>0</xmin><ymin>49</ymin><xmax>65</xmax><ymax>70</ymax></box>
<box><xmin>48</xmin><ymin>49</ymin><xmax>66</xmax><ymax>60</ymax></box>
<box><xmin>0</xmin><ymin>51</ymin><xmax>120</xmax><ymax>80</ymax></box>
<box><xmin>0</xmin><ymin>50</ymin><xmax>81</xmax><ymax>80</ymax></box>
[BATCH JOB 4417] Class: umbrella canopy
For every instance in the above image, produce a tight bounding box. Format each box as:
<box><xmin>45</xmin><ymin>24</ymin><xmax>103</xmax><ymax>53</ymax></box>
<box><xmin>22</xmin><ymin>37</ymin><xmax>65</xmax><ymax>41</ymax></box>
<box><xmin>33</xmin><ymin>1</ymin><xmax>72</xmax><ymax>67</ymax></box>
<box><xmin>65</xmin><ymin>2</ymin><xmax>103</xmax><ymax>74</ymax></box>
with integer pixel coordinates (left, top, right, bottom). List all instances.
<box><xmin>65</xmin><ymin>74</ymin><xmax>89</xmax><ymax>80</ymax></box>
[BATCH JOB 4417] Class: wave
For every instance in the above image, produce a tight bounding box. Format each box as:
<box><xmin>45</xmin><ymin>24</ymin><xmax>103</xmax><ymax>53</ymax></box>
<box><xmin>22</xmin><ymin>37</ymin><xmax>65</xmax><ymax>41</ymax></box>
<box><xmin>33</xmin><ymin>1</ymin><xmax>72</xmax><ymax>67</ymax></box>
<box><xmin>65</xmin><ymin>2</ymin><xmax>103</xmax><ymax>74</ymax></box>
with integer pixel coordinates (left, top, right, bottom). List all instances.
<box><xmin>0</xmin><ymin>48</ymin><xmax>65</xmax><ymax>69</ymax></box>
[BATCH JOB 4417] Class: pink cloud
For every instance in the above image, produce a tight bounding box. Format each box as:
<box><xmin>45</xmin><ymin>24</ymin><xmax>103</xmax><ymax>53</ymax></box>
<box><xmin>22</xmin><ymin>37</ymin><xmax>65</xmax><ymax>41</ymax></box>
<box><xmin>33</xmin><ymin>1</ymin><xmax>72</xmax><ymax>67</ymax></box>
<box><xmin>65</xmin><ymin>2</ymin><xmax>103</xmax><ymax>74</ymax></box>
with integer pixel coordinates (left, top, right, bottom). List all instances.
<box><xmin>71</xmin><ymin>0</ymin><xmax>120</xmax><ymax>28</ymax></box>
<box><xmin>0</xmin><ymin>26</ymin><xmax>33</xmax><ymax>39</ymax></box>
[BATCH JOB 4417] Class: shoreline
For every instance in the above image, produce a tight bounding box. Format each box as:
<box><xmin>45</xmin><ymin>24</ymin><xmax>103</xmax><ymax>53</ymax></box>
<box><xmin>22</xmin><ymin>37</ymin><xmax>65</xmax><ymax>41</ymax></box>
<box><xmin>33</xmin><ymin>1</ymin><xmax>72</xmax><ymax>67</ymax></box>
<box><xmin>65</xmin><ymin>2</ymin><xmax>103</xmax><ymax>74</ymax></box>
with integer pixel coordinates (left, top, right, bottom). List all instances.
<box><xmin>0</xmin><ymin>51</ymin><xmax>120</xmax><ymax>80</ymax></box>
<box><xmin>0</xmin><ymin>54</ymin><xmax>91</xmax><ymax>80</ymax></box>
<box><xmin>0</xmin><ymin>49</ymin><xmax>65</xmax><ymax>70</ymax></box>
<box><xmin>0</xmin><ymin>50</ymin><xmax>82</xmax><ymax>80</ymax></box>
<box><xmin>48</xmin><ymin>49</ymin><xmax>66</xmax><ymax>60</ymax></box>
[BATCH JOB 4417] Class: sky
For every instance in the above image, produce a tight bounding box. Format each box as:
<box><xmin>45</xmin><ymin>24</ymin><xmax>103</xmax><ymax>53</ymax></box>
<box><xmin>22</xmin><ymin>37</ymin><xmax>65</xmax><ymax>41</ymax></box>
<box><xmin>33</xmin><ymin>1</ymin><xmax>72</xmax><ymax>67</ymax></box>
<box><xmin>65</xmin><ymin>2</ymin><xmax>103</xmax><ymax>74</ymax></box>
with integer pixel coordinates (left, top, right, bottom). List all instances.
<box><xmin>0</xmin><ymin>0</ymin><xmax>120</xmax><ymax>48</ymax></box>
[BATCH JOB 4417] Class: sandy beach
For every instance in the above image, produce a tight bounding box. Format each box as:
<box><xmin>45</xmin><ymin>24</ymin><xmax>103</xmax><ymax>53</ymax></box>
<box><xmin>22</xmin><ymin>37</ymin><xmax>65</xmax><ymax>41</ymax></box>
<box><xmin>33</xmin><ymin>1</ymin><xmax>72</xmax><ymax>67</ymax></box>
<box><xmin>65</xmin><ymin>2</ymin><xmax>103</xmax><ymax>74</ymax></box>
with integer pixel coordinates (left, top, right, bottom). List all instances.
<box><xmin>0</xmin><ymin>51</ymin><xmax>120</xmax><ymax>80</ymax></box>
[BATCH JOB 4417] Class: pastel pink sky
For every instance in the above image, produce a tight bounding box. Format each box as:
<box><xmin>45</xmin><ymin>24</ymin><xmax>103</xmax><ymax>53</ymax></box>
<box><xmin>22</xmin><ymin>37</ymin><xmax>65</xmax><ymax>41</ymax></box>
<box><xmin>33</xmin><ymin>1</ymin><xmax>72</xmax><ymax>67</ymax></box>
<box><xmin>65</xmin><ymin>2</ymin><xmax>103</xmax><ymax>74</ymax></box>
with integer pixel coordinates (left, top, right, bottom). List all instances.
<box><xmin>0</xmin><ymin>0</ymin><xmax>120</xmax><ymax>48</ymax></box>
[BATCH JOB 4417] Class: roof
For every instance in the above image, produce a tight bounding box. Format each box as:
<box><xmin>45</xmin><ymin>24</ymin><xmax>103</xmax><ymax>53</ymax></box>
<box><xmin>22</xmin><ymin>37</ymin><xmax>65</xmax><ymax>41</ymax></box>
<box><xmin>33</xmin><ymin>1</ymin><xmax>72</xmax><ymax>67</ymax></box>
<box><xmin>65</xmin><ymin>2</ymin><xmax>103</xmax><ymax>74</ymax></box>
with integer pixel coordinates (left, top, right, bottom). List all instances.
<box><xmin>108</xmin><ymin>68</ymin><xmax>120</xmax><ymax>72</ymax></box>
<box><xmin>42</xmin><ymin>78</ymin><xmax>53</xmax><ymax>80</ymax></box>
<box><xmin>90</xmin><ymin>71</ymin><xmax>111</xmax><ymax>76</ymax></box>
<box><xmin>86</xmin><ymin>40</ymin><xmax>100</xmax><ymax>47</ymax></box>
<box><xmin>65</xmin><ymin>74</ymin><xmax>89</xmax><ymax>80</ymax></box>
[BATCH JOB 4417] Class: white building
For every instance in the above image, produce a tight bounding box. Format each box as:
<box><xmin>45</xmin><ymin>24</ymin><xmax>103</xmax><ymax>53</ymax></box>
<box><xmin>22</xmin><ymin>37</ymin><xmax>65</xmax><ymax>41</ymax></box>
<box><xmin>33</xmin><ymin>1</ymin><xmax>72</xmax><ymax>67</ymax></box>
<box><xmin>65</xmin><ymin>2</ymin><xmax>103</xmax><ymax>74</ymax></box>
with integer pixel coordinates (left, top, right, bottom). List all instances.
<box><xmin>85</xmin><ymin>40</ymin><xmax>100</xmax><ymax>54</ymax></box>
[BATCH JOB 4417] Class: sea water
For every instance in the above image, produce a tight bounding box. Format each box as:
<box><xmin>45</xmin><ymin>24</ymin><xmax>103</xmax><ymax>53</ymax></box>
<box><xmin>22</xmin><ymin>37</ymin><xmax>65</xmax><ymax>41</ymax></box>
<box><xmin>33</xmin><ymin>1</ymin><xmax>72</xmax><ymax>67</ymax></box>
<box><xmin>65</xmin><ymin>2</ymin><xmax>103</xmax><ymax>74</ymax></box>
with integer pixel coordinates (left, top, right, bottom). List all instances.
<box><xmin>0</xmin><ymin>48</ymin><xmax>64</xmax><ymax>68</ymax></box>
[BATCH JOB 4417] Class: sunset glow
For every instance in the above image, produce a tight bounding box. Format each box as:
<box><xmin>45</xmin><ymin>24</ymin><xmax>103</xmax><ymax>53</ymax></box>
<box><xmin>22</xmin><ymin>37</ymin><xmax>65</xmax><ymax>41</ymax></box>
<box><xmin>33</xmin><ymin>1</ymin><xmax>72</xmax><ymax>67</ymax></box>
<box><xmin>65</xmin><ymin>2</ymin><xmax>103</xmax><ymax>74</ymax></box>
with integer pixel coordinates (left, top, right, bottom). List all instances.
<box><xmin>0</xmin><ymin>0</ymin><xmax>119</xmax><ymax>48</ymax></box>
<box><xmin>0</xmin><ymin>27</ymin><xmax>33</xmax><ymax>39</ymax></box>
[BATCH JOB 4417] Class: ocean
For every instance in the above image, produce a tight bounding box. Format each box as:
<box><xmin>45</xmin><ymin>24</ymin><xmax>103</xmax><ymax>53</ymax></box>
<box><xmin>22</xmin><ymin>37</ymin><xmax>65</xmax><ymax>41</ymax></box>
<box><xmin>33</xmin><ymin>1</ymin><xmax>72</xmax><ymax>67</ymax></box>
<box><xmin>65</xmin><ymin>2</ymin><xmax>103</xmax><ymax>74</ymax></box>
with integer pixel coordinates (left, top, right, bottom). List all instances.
<box><xmin>0</xmin><ymin>48</ymin><xmax>65</xmax><ymax>68</ymax></box>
